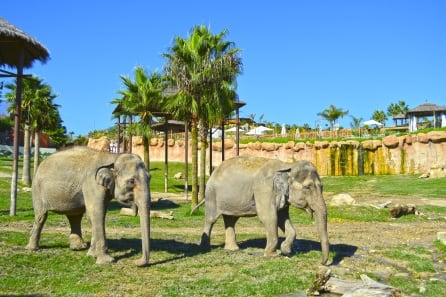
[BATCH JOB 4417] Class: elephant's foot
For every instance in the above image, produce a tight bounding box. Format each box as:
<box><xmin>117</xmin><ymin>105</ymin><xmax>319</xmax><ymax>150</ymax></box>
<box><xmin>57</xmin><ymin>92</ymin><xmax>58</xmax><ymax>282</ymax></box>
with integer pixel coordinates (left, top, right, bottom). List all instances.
<box><xmin>25</xmin><ymin>242</ymin><xmax>38</xmax><ymax>251</ymax></box>
<box><xmin>95</xmin><ymin>254</ymin><xmax>115</xmax><ymax>265</ymax></box>
<box><xmin>263</xmin><ymin>249</ymin><xmax>280</xmax><ymax>258</ymax></box>
<box><xmin>224</xmin><ymin>242</ymin><xmax>239</xmax><ymax>251</ymax></box>
<box><xmin>200</xmin><ymin>233</ymin><xmax>211</xmax><ymax>249</ymax></box>
<box><xmin>69</xmin><ymin>234</ymin><xmax>87</xmax><ymax>250</ymax></box>
<box><xmin>280</xmin><ymin>241</ymin><xmax>293</xmax><ymax>256</ymax></box>
<box><xmin>134</xmin><ymin>257</ymin><xmax>149</xmax><ymax>267</ymax></box>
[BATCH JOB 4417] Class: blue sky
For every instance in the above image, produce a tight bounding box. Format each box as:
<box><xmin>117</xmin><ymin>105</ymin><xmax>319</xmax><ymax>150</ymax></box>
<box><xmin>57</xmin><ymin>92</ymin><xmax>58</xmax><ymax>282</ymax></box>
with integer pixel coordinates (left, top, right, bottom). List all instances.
<box><xmin>1</xmin><ymin>0</ymin><xmax>445</xmax><ymax>136</ymax></box>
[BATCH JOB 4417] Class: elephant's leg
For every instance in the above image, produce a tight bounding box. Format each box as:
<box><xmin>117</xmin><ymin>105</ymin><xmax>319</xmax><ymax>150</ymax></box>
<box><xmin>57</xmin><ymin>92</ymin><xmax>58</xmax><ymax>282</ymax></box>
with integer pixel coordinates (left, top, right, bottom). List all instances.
<box><xmin>223</xmin><ymin>215</ymin><xmax>240</xmax><ymax>251</ymax></box>
<box><xmin>26</xmin><ymin>210</ymin><xmax>48</xmax><ymax>250</ymax></box>
<box><xmin>86</xmin><ymin>199</ymin><xmax>114</xmax><ymax>264</ymax></box>
<box><xmin>278</xmin><ymin>207</ymin><xmax>296</xmax><ymax>256</ymax></box>
<box><xmin>259</xmin><ymin>209</ymin><xmax>279</xmax><ymax>257</ymax></box>
<box><xmin>67</xmin><ymin>214</ymin><xmax>87</xmax><ymax>250</ymax></box>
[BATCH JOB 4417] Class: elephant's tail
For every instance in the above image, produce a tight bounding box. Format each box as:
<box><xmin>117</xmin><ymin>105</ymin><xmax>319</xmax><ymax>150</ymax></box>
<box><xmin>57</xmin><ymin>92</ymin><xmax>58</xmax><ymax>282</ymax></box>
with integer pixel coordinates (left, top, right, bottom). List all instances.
<box><xmin>190</xmin><ymin>199</ymin><xmax>205</xmax><ymax>215</ymax></box>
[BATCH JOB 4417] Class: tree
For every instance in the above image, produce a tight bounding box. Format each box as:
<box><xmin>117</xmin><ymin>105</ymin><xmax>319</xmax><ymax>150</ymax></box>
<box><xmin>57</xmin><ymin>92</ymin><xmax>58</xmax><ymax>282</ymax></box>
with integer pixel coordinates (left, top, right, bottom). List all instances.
<box><xmin>317</xmin><ymin>105</ymin><xmax>349</xmax><ymax>138</ymax></box>
<box><xmin>163</xmin><ymin>25</ymin><xmax>242</xmax><ymax>207</ymax></box>
<box><xmin>114</xmin><ymin>67</ymin><xmax>167</xmax><ymax>169</ymax></box>
<box><xmin>372</xmin><ymin>110</ymin><xmax>387</xmax><ymax>125</ymax></box>
<box><xmin>350</xmin><ymin>115</ymin><xmax>363</xmax><ymax>137</ymax></box>
<box><xmin>5</xmin><ymin>76</ymin><xmax>60</xmax><ymax>184</ymax></box>
<box><xmin>30</xmin><ymin>84</ymin><xmax>61</xmax><ymax>172</ymax></box>
<box><xmin>387</xmin><ymin>100</ymin><xmax>409</xmax><ymax>117</ymax></box>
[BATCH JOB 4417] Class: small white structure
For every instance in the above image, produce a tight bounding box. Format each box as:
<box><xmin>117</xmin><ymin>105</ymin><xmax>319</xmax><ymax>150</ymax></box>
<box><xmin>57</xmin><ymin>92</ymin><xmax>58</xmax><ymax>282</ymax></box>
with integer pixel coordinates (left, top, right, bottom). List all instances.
<box><xmin>408</xmin><ymin>101</ymin><xmax>446</xmax><ymax>132</ymax></box>
<box><xmin>246</xmin><ymin>126</ymin><xmax>273</xmax><ymax>135</ymax></box>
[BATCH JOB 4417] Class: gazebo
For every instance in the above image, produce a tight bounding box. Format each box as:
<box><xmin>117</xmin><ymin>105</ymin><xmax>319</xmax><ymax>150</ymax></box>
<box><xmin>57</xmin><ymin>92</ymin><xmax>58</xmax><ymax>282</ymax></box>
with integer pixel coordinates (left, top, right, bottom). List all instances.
<box><xmin>0</xmin><ymin>17</ymin><xmax>50</xmax><ymax>215</ymax></box>
<box><xmin>407</xmin><ymin>101</ymin><xmax>446</xmax><ymax>132</ymax></box>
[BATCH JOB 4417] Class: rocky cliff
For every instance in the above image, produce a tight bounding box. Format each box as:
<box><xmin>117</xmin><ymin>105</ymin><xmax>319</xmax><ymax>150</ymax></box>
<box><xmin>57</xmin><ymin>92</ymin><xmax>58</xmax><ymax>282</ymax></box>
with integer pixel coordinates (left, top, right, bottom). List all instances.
<box><xmin>91</xmin><ymin>131</ymin><xmax>446</xmax><ymax>176</ymax></box>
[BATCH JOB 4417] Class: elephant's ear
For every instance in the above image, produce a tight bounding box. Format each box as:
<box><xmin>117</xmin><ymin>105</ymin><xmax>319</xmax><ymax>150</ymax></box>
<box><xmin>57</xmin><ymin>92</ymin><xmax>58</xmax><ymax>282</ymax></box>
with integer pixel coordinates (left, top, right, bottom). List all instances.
<box><xmin>273</xmin><ymin>168</ymin><xmax>291</xmax><ymax>210</ymax></box>
<box><xmin>95</xmin><ymin>163</ymin><xmax>115</xmax><ymax>190</ymax></box>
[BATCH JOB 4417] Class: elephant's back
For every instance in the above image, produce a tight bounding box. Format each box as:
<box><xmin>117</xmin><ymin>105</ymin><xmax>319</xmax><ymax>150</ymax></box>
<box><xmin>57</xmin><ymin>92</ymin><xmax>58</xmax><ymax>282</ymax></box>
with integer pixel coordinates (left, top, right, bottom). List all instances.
<box><xmin>35</xmin><ymin>147</ymin><xmax>117</xmax><ymax>180</ymax></box>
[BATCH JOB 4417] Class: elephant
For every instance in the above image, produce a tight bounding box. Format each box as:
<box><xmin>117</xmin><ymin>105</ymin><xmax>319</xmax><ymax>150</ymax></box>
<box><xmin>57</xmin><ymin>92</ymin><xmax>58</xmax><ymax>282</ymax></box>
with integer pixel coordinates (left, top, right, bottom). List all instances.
<box><xmin>25</xmin><ymin>146</ymin><xmax>151</xmax><ymax>266</ymax></box>
<box><xmin>200</xmin><ymin>156</ymin><xmax>329</xmax><ymax>265</ymax></box>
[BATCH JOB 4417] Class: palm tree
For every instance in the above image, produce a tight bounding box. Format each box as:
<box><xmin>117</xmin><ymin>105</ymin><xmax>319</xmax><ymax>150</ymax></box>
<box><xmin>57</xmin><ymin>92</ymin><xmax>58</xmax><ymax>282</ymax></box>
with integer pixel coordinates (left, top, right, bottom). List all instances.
<box><xmin>387</xmin><ymin>100</ymin><xmax>409</xmax><ymax>117</ymax></box>
<box><xmin>317</xmin><ymin>104</ymin><xmax>349</xmax><ymax>138</ymax></box>
<box><xmin>350</xmin><ymin>115</ymin><xmax>363</xmax><ymax>137</ymax></box>
<box><xmin>114</xmin><ymin>67</ymin><xmax>166</xmax><ymax>169</ymax></box>
<box><xmin>163</xmin><ymin>25</ymin><xmax>242</xmax><ymax>207</ymax></box>
<box><xmin>30</xmin><ymin>88</ymin><xmax>60</xmax><ymax>172</ymax></box>
<box><xmin>372</xmin><ymin>110</ymin><xmax>387</xmax><ymax>125</ymax></box>
<box><xmin>5</xmin><ymin>76</ymin><xmax>58</xmax><ymax>185</ymax></box>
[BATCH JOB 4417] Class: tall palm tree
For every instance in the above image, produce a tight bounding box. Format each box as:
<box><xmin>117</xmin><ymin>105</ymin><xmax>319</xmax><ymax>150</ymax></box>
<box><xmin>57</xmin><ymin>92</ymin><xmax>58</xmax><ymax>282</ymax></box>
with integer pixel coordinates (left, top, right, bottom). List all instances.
<box><xmin>30</xmin><ymin>87</ymin><xmax>60</xmax><ymax>172</ymax></box>
<box><xmin>317</xmin><ymin>104</ymin><xmax>349</xmax><ymax>138</ymax></box>
<box><xmin>114</xmin><ymin>67</ymin><xmax>166</xmax><ymax>169</ymax></box>
<box><xmin>5</xmin><ymin>76</ymin><xmax>57</xmax><ymax>185</ymax></box>
<box><xmin>163</xmin><ymin>25</ymin><xmax>242</xmax><ymax>207</ymax></box>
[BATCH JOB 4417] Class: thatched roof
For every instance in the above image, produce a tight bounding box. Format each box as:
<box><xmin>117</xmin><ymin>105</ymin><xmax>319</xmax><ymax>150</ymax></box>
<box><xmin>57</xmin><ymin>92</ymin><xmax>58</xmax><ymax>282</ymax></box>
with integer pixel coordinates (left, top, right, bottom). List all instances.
<box><xmin>0</xmin><ymin>17</ymin><xmax>49</xmax><ymax>68</ymax></box>
<box><xmin>407</xmin><ymin>101</ymin><xmax>446</xmax><ymax>117</ymax></box>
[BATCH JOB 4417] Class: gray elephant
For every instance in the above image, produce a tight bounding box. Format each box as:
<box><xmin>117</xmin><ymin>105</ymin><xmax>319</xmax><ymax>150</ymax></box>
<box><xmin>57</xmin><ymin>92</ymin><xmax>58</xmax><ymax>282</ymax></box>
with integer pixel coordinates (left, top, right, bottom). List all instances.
<box><xmin>26</xmin><ymin>146</ymin><xmax>151</xmax><ymax>266</ymax></box>
<box><xmin>200</xmin><ymin>156</ymin><xmax>329</xmax><ymax>265</ymax></box>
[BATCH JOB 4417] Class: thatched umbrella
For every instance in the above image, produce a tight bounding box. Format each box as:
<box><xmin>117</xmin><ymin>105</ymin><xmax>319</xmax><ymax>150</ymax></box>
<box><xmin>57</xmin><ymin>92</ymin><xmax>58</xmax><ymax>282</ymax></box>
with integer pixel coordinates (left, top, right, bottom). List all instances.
<box><xmin>0</xmin><ymin>17</ymin><xmax>50</xmax><ymax>215</ymax></box>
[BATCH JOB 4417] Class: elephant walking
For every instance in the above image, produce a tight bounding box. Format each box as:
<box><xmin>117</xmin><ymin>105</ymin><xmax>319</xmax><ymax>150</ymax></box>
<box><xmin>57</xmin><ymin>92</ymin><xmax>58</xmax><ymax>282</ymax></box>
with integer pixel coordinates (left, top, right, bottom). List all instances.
<box><xmin>200</xmin><ymin>156</ymin><xmax>329</xmax><ymax>265</ymax></box>
<box><xmin>26</xmin><ymin>146</ymin><xmax>151</xmax><ymax>266</ymax></box>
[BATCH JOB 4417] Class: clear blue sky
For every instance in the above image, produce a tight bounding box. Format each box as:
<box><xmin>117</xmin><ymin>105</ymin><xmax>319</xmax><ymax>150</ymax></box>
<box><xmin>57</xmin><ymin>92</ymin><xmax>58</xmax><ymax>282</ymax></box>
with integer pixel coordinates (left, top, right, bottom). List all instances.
<box><xmin>1</xmin><ymin>0</ymin><xmax>445</xmax><ymax>136</ymax></box>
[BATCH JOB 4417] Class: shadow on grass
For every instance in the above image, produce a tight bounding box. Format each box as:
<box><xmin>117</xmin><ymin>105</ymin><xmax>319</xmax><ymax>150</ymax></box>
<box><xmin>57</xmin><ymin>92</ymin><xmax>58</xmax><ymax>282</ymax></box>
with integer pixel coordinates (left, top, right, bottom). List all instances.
<box><xmin>107</xmin><ymin>198</ymin><xmax>181</xmax><ymax>212</ymax></box>
<box><xmin>108</xmin><ymin>237</ymin><xmax>204</xmax><ymax>265</ymax></box>
<box><xmin>224</xmin><ymin>237</ymin><xmax>357</xmax><ymax>265</ymax></box>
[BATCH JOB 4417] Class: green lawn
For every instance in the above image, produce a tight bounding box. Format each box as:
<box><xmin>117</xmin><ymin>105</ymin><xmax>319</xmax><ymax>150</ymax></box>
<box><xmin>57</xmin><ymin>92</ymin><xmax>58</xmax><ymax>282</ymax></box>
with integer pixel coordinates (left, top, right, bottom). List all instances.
<box><xmin>0</xmin><ymin>157</ymin><xmax>445</xmax><ymax>296</ymax></box>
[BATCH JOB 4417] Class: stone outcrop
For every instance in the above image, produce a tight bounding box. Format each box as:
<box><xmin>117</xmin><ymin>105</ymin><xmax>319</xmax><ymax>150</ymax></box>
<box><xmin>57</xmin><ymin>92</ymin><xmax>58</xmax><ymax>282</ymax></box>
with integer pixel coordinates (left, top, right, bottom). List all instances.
<box><xmin>87</xmin><ymin>136</ymin><xmax>110</xmax><ymax>151</ymax></box>
<box><xmin>96</xmin><ymin>130</ymin><xmax>446</xmax><ymax>177</ymax></box>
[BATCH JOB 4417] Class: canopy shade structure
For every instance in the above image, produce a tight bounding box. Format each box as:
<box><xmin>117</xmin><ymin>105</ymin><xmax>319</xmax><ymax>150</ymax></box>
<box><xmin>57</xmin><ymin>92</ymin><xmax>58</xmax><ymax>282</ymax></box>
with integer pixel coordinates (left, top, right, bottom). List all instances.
<box><xmin>246</xmin><ymin>126</ymin><xmax>273</xmax><ymax>135</ymax></box>
<box><xmin>363</xmin><ymin>120</ymin><xmax>384</xmax><ymax>127</ymax></box>
<box><xmin>0</xmin><ymin>17</ymin><xmax>49</xmax><ymax>68</ymax></box>
<box><xmin>225</xmin><ymin>126</ymin><xmax>245</xmax><ymax>133</ymax></box>
<box><xmin>407</xmin><ymin>101</ymin><xmax>446</xmax><ymax>132</ymax></box>
<box><xmin>1</xmin><ymin>17</ymin><xmax>50</xmax><ymax>216</ymax></box>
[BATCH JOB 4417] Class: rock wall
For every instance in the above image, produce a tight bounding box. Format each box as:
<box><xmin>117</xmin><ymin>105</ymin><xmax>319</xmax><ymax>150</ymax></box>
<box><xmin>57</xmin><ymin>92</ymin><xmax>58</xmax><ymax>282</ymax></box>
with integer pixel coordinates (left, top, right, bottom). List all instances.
<box><xmin>98</xmin><ymin>131</ymin><xmax>446</xmax><ymax>176</ymax></box>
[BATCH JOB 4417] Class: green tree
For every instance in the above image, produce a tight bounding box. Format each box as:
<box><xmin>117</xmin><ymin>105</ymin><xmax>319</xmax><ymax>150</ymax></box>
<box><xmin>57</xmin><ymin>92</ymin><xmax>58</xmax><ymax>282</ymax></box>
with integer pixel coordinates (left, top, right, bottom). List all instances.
<box><xmin>163</xmin><ymin>25</ymin><xmax>242</xmax><ymax>207</ymax></box>
<box><xmin>387</xmin><ymin>100</ymin><xmax>409</xmax><ymax>117</ymax></box>
<box><xmin>372</xmin><ymin>110</ymin><xmax>387</xmax><ymax>125</ymax></box>
<box><xmin>5</xmin><ymin>76</ymin><xmax>60</xmax><ymax>184</ymax></box>
<box><xmin>317</xmin><ymin>104</ymin><xmax>349</xmax><ymax>138</ymax></box>
<box><xmin>350</xmin><ymin>115</ymin><xmax>363</xmax><ymax>137</ymax></box>
<box><xmin>114</xmin><ymin>67</ymin><xmax>167</xmax><ymax>169</ymax></box>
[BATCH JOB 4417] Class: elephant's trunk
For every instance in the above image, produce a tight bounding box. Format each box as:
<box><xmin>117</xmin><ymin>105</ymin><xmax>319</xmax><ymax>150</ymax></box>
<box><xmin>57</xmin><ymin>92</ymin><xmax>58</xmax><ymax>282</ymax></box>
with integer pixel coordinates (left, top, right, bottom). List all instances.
<box><xmin>314</xmin><ymin>202</ymin><xmax>329</xmax><ymax>265</ymax></box>
<box><xmin>134</xmin><ymin>184</ymin><xmax>150</xmax><ymax>267</ymax></box>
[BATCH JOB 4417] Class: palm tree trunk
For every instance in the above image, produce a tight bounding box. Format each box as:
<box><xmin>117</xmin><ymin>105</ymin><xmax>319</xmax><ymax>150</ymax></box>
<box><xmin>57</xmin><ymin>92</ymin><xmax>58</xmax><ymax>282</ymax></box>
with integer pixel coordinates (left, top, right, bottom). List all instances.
<box><xmin>198</xmin><ymin>122</ymin><xmax>209</xmax><ymax>203</ymax></box>
<box><xmin>142</xmin><ymin>135</ymin><xmax>150</xmax><ymax>170</ymax></box>
<box><xmin>22</xmin><ymin>123</ymin><xmax>31</xmax><ymax>186</ymax></box>
<box><xmin>33</xmin><ymin>131</ymin><xmax>40</xmax><ymax>176</ymax></box>
<box><xmin>191</xmin><ymin>120</ymin><xmax>199</xmax><ymax>208</ymax></box>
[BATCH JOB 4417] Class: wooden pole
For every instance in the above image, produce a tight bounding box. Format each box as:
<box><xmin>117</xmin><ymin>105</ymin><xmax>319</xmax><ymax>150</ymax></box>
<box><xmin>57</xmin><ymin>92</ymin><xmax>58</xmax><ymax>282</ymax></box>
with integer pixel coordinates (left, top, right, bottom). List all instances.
<box><xmin>10</xmin><ymin>49</ymin><xmax>24</xmax><ymax>216</ymax></box>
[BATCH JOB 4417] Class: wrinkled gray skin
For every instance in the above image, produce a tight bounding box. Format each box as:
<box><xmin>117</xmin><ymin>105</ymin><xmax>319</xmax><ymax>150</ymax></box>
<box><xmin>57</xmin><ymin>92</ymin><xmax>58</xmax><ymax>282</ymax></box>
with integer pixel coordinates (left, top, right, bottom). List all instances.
<box><xmin>26</xmin><ymin>147</ymin><xmax>151</xmax><ymax>266</ymax></box>
<box><xmin>201</xmin><ymin>156</ymin><xmax>329</xmax><ymax>265</ymax></box>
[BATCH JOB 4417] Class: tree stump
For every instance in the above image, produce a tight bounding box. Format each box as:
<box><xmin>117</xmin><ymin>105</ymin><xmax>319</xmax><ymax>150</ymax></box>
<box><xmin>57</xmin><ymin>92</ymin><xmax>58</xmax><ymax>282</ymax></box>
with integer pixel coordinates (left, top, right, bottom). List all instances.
<box><xmin>307</xmin><ymin>268</ymin><xmax>403</xmax><ymax>297</ymax></box>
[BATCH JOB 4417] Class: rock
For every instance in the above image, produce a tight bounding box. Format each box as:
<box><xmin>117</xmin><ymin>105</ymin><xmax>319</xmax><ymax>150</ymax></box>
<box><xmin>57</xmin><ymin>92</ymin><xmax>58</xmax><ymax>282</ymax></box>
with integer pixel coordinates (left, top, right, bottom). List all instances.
<box><xmin>87</xmin><ymin>136</ymin><xmax>110</xmax><ymax>151</ymax></box>
<box><xmin>330</xmin><ymin>193</ymin><xmax>356</xmax><ymax>206</ymax></box>
<box><xmin>437</xmin><ymin>232</ymin><xmax>446</xmax><ymax>245</ymax></box>
<box><xmin>173</xmin><ymin>172</ymin><xmax>183</xmax><ymax>180</ymax></box>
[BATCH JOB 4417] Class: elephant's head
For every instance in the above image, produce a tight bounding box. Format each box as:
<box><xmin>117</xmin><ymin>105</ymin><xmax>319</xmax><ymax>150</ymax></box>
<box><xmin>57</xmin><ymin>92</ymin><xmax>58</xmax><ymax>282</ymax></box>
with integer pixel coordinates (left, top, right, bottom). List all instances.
<box><xmin>274</xmin><ymin>160</ymin><xmax>329</xmax><ymax>265</ymax></box>
<box><xmin>95</xmin><ymin>153</ymin><xmax>151</xmax><ymax>267</ymax></box>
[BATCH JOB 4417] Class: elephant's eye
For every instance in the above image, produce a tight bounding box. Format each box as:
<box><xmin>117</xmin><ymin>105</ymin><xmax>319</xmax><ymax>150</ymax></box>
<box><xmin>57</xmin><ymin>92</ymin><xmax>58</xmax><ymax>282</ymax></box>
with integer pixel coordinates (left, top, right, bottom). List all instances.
<box><xmin>126</xmin><ymin>178</ymin><xmax>135</xmax><ymax>189</ymax></box>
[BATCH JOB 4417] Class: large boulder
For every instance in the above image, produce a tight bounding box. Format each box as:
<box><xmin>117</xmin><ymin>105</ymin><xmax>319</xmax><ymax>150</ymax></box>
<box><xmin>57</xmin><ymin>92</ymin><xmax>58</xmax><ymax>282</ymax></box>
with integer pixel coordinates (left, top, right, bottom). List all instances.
<box><xmin>87</xmin><ymin>136</ymin><xmax>110</xmax><ymax>151</ymax></box>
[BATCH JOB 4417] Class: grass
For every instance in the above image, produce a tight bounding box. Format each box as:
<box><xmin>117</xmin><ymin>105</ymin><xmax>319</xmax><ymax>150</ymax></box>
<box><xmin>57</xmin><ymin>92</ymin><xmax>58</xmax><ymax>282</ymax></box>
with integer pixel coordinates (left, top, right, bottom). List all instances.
<box><xmin>1</xmin><ymin>156</ymin><xmax>446</xmax><ymax>296</ymax></box>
